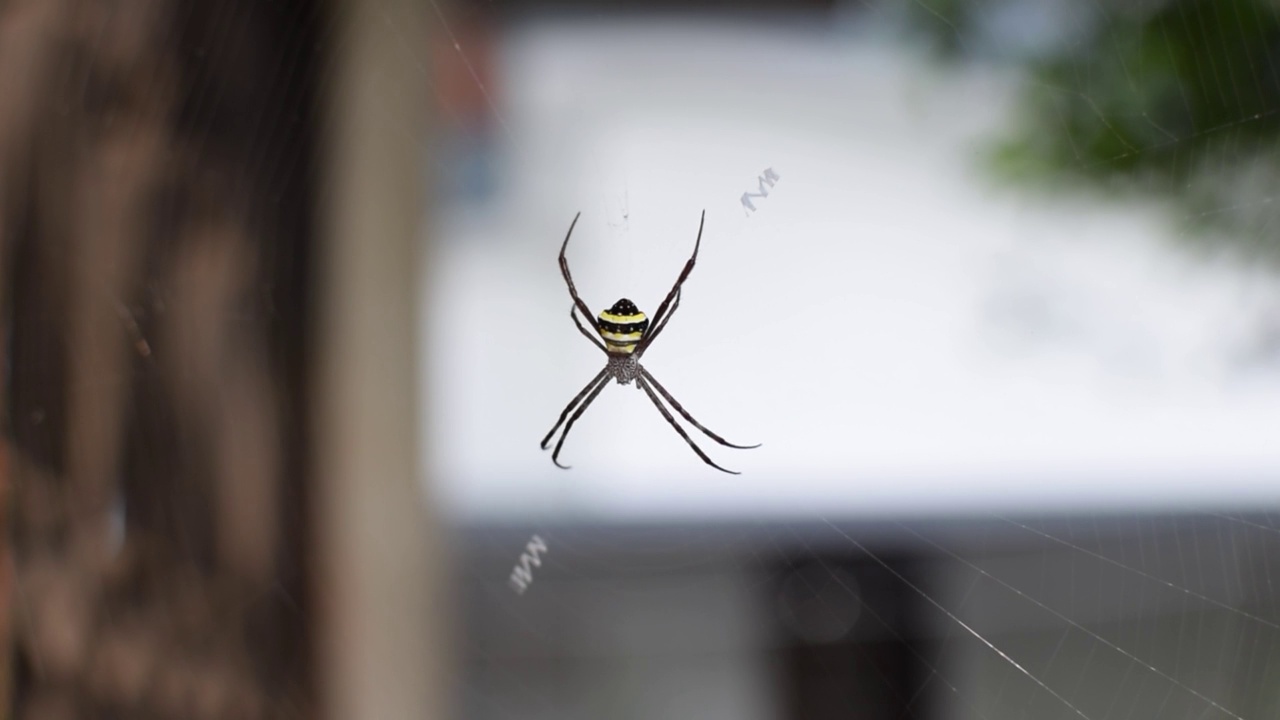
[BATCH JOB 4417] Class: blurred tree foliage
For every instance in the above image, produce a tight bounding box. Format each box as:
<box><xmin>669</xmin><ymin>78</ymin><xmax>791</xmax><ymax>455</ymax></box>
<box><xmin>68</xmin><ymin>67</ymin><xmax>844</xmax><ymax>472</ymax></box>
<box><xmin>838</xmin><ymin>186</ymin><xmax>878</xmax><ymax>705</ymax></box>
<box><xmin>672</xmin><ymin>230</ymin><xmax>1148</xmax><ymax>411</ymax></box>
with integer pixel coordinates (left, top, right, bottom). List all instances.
<box><xmin>908</xmin><ymin>0</ymin><xmax>1280</xmax><ymax>260</ymax></box>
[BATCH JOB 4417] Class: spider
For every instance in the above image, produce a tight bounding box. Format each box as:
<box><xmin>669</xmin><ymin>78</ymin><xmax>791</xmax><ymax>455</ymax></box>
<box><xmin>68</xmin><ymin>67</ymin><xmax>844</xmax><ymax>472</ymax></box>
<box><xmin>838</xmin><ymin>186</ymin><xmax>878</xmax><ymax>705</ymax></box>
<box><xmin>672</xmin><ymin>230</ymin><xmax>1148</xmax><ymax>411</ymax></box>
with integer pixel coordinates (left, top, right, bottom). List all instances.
<box><xmin>539</xmin><ymin>210</ymin><xmax>759</xmax><ymax>474</ymax></box>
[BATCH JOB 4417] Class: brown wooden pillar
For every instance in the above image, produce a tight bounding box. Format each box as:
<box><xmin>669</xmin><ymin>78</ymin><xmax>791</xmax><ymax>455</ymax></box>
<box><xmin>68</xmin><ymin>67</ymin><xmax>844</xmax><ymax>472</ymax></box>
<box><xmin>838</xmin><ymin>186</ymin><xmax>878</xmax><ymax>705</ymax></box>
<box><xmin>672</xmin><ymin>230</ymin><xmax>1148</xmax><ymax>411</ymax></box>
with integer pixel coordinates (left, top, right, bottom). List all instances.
<box><xmin>0</xmin><ymin>0</ymin><xmax>446</xmax><ymax>717</ymax></box>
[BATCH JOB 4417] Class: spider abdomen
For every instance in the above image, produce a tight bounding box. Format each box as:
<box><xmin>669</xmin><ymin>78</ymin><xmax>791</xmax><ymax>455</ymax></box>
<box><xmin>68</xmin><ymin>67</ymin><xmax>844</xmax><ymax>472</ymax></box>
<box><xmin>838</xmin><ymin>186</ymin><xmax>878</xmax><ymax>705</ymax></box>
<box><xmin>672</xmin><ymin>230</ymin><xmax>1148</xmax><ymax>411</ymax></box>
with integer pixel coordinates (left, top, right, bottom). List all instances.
<box><xmin>596</xmin><ymin>298</ymin><xmax>649</xmax><ymax>355</ymax></box>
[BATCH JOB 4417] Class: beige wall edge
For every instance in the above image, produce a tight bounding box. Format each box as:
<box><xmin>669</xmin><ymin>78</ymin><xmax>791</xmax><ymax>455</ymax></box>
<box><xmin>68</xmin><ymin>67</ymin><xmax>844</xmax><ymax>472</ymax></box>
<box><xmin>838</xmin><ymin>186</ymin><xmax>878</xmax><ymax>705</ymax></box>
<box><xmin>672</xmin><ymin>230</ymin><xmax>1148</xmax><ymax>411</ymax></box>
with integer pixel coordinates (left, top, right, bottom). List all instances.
<box><xmin>315</xmin><ymin>0</ymin><xmax>445</xmax><ymax>718</ymax></box>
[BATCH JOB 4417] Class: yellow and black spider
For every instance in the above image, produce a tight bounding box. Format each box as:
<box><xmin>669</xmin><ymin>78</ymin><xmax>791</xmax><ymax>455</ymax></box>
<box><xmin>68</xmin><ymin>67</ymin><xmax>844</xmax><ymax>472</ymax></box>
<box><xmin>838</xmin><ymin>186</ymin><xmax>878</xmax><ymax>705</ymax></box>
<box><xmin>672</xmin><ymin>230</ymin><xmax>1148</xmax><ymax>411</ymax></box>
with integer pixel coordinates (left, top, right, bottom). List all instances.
<box><xmin>539</xmin><ymin>210</ymin><xmax>759</xmax><ymax>474</ymax></box>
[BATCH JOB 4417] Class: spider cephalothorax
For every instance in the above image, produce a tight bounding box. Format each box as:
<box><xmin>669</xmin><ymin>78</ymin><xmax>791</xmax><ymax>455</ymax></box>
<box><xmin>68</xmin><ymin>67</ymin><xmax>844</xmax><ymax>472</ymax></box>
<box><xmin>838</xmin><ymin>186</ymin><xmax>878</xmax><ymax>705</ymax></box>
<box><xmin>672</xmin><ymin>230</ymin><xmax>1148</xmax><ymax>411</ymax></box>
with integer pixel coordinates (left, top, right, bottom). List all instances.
<box><xmin>539</xmin><ymin>211</ymin><xmax>759</xmax><ymax>474</ymax></box>
<box><xmin>605</xmin><ymin>353</ymin><xmax>640</xmax><ymax>385</ymax></box>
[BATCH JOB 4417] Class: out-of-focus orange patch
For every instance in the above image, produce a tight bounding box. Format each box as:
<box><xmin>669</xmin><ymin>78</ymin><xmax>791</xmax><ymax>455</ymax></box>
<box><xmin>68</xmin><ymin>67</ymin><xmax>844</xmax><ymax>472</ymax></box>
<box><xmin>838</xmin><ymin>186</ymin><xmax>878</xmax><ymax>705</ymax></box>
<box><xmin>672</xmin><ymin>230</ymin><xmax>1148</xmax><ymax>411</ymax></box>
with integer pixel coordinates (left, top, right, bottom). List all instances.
<box><xmin>430</xmin><ymin>12</ymin><xmax>499</xmax><ymax>130</ymax></box>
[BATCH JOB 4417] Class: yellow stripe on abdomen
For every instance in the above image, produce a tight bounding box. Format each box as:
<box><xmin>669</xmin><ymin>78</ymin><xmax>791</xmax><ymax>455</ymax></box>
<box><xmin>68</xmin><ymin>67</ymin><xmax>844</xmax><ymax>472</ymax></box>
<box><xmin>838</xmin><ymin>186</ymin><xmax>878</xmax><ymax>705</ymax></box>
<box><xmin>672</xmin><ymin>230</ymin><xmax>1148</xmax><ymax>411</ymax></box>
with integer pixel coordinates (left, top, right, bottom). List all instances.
<box><xmin>601</xmin><ymin>332</ymin><xmax>643</xmax><ymax>354</ymax></box>
<box><xmin>600</xmin><ymin>310</ymin><xmax>646</xmax><ymax>324</ymax></box>
<box><xmin>597</xmin><ymin>298</ymin><xmax>648</xmax><ymax>354</ymax></box>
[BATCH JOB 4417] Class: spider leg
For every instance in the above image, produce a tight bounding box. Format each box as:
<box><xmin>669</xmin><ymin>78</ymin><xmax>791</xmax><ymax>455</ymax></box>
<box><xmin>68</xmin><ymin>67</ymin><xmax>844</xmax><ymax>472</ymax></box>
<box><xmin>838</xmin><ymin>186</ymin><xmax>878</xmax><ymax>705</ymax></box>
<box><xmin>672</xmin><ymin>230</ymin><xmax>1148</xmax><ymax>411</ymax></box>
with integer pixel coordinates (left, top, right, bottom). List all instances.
<box><xmin>571</xmin><ymin>304</ymin><xmax>608</xmax><ymax>353</ymax></box>
<box><xmin>638</xmin><ymin>289</ymin><xmax>680</xmax><ymax>351</ymax></box>
<box><xmin>550</xmin><ymin>372</ymin><xmax>612</xmax><ymax>469</ymax></box>
<box><xmin>640</xmin><ymin>367</ymin><xmax>760</xmax><ymax>450</ymax></box>
<box><xmin>637</xmin><ymin>210</ymin><xmax>704</xmax><ymax>355</ymax></box>
<box><xmin>636</xmin><ymin>374</ymin><xmax>741</xmax><ymax>475</ymax></box>
<box><xmin>559</xmin><ymin>212</ymin><xmax>597</xmax><ymax>325</ymax></box>
<box><xmin>540</xmin><ymin>367</ymin><xmax>610</xmax><ymax>451</ymax></box>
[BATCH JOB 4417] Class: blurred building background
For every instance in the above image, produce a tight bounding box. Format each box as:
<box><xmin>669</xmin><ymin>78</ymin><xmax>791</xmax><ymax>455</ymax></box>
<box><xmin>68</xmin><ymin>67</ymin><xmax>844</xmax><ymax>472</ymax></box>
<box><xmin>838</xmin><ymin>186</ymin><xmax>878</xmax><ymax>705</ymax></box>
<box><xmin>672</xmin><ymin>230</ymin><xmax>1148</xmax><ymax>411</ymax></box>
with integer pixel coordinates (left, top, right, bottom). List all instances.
<box><xmin>428</xmin><ymin>1</ymin><xmax>1280</xmax><ymax>720</ymax></box>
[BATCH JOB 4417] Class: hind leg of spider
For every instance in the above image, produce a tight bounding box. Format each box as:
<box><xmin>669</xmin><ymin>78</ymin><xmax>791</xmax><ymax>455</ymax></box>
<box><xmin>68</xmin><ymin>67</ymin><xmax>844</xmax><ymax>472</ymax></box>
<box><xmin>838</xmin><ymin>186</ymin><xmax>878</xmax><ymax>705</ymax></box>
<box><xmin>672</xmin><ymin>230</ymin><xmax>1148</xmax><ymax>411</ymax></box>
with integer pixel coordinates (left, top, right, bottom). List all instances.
<box><xmin>541</xmin><ymin>367</ymin><xmax>610</xmax><ymax>451</ymax></box>
<box><xmin>639</xmin><ymin>367</ymin><xmax>760</xmax><ymax>450</ymax></box>
<box><xmin>550</xmin><ymin>374</ymin><xmax>612</xmax><ymax>469</ymax></box>
<box><xmin>636</xmin><ymin>374</ymin><xmax>740</xmax><ymax>475</ymax></box>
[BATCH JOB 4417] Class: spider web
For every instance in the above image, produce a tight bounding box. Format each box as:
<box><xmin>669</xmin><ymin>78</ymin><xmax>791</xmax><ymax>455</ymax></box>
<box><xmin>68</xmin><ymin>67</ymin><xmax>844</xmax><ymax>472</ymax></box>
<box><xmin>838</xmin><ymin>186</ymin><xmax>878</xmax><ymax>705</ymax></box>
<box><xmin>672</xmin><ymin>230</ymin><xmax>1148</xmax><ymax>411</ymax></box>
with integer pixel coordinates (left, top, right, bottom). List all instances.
<box><xmin>399</xmin><ymin>2</ymin><xmax>1280</xmax><ymax>719</ymax></box>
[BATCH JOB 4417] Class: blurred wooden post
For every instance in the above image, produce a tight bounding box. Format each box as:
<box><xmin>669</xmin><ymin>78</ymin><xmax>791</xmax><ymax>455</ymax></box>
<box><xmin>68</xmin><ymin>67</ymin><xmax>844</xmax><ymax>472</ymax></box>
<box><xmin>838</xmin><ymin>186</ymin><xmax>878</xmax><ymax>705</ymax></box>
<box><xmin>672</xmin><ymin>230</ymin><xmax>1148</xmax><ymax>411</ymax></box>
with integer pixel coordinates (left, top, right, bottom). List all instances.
<box><xmin>2</xmin><ymin>1</ymin><xmax>324</xmax><ymax>717</ymax></box>
<box><xmin>0</xmin><ymin>0</ymin><xmax>449</xmax><ymax>716</ymax></box>
<box><xmin>316</xmin><ymin>0</ymin><xmax>446</xmax><ymax>718</ymax></box>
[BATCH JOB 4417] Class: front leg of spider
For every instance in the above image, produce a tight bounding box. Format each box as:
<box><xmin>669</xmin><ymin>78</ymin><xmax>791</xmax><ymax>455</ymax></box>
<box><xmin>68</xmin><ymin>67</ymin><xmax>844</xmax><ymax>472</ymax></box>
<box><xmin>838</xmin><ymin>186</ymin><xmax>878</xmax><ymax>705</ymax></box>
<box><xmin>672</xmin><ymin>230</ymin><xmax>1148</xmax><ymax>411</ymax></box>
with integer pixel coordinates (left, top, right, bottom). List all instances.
<box><xmin>539</xmin><ymin>210</ymin><xmax>759</xmax><ymax>473</ymax></box>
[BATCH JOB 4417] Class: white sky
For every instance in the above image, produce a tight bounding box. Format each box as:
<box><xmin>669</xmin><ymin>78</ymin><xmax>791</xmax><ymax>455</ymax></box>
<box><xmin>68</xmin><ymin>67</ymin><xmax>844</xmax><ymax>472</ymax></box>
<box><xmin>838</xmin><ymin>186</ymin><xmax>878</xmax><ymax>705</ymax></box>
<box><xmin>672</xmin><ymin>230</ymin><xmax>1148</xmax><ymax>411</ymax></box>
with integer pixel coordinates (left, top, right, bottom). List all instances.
<box><xmin>423</xmin><ymin>19</ymin><xmax>1280</xmax><ymax>522</ymax></box>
